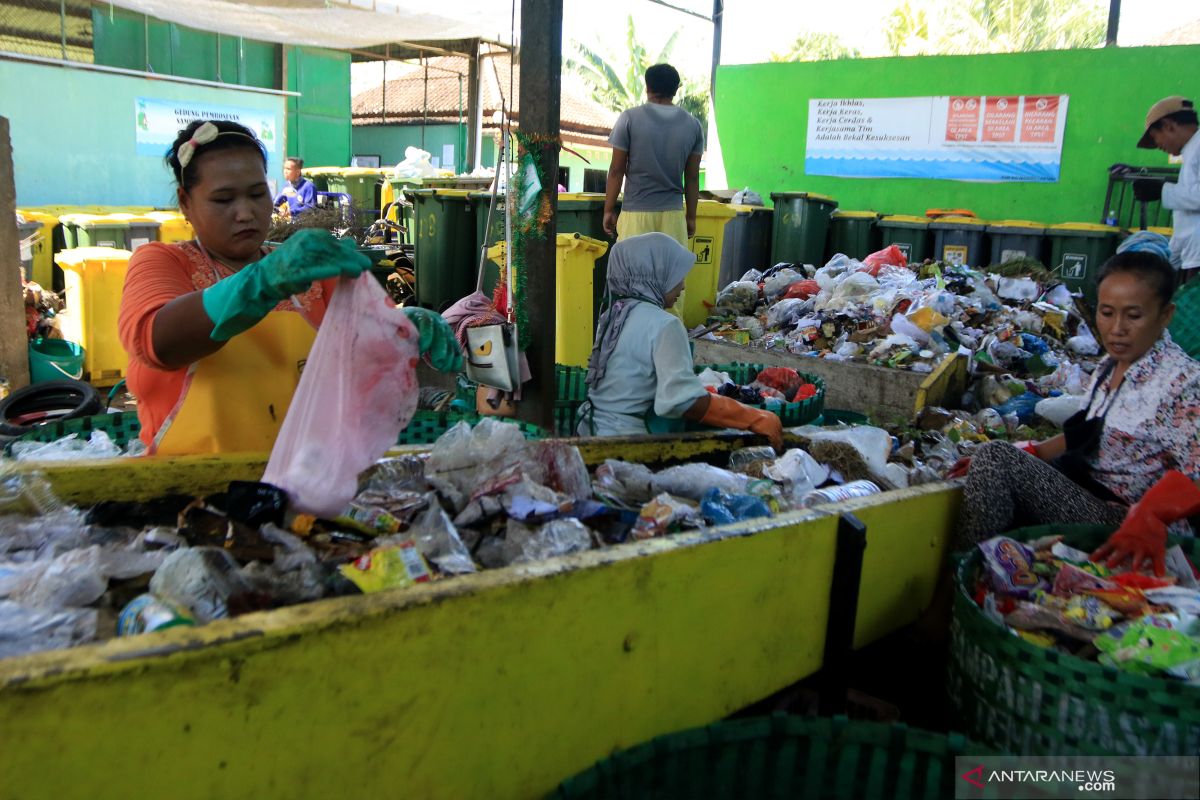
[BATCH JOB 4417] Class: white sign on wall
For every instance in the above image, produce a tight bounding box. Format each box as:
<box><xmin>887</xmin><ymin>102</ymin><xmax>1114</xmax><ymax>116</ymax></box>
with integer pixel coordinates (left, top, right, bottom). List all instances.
<box><xmin>805</xmin><ymin>95</ymin><xmax>1069</xmax><ymax>182</ymax></box>
<box><xmin>135</xmin><ymin>97</ymin><xmax>279</xmax><ymax>157</ymax></box>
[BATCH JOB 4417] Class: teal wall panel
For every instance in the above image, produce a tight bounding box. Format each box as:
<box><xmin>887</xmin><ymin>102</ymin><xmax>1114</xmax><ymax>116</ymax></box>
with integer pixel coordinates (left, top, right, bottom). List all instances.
<box><xmin>1</xmin><ymin>59</ymin><xmax>285</xmax><ymax>207</ymax></box>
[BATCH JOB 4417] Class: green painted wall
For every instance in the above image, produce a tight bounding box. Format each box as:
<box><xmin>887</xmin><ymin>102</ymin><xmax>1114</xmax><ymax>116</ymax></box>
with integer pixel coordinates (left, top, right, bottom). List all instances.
<box><xmin>286</xmin><ymin>47</ymin><xmax>352</xmax><ymax>167</ymax></box>
<box><xmin>716</xmin><ymin>45</ymin><xmax>1198</xmax><ymax>224</ymax></box>
<box><xmin>92</xmin><ymin>7</ymin><xmax>276</xmax><ymax>88</ymax></box>
<box><xmin>0</xmin><ymin>59</ymin><xmax>284</xmax><ymax>207</ymax></box>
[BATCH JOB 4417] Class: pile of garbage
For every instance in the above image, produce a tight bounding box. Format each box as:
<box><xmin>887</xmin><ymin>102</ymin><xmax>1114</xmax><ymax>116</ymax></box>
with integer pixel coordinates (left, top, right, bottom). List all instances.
<box><xmin>0</xmin><ymin>418</ymin><xmax>933</xmax><ymax>658</ymax></box>
<box><xmin>972</xmin><ymin>533</ymin><xmax>1200</xmax><ymax>683</ymax></box>
<box><xmin>705</xmin><ymin>248</ymin><xmax>1104</xmax><ymax>424</ymax></box>
<box><xmin>697</xmin><ymin>365</ymin><xmax>819</xmax><ymax>408</ymax></box>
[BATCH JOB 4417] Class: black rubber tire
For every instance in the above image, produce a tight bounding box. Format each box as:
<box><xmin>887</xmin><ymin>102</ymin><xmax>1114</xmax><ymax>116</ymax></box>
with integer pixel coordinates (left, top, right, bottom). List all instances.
<box><xmin>0</xmin><ymin>380</ymin><xmax>102</xmax><ymax>436</ymax></box>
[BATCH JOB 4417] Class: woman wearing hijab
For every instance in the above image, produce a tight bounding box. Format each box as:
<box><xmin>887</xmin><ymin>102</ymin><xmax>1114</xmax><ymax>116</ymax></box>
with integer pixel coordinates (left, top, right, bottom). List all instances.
<box><xmin>578</xmin><ymin>232</ymin><xmax>783</xmax><ymax>449</ymax></box>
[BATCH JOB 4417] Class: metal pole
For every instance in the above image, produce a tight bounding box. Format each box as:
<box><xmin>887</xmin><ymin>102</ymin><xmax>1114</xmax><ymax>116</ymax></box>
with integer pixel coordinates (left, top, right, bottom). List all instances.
<box><xmin>466</xmin><ymin>41</ymin><xmax>483</xmax><ymax>171</ymax></box>
<box><xmin>382</xmin><ymin>43</ymin><xmax>389</xmax><ymax>125</ymax></box>
<box><xmin>1106</xmin><ymin>0</ymin><xmax>1121</xmax><ymax>46</ymax></box>
<box><xmin>709</xmin><ymin>0</ymin><xmax>722</xmax><ymax>108</ymax></box>
<box><xmin>818</xmin><ymin>513</ymin><xmax>867</xmax><ymax>717</ymax></box>
<box><xmin>517</xmin><ymin>0</ymin><xmax>562</xmax><ymax>432</ymax></box>
<box><xmin>421</xmin><ymin>56</ymin><xmax>428</xmax><ymax>151</ymax></box>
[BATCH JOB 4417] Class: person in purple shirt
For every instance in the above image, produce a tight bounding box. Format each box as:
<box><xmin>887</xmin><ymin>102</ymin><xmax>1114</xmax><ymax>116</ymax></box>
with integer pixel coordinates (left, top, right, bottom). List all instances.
<box><xmin>274</xmin><ymin>157</ymin><xmax>316</xmax><ymax>217</ymax></box>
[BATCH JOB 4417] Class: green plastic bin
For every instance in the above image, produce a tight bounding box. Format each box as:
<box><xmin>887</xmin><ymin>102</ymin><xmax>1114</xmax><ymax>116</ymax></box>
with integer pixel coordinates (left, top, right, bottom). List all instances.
<box><xmin>770</xmin><ymin>191</ymin><xmax>838</xmax><ymax>267</ymax></box>
<box><xmin>302</xmin><ymin>166</ymin><xmax>340</xmax><ymax>193</ymax></box>
<box><xmin>719</xmin><ymin>204</ymin><xmax>773</xmax><ymax>288</ymax></box>
<box><xmin>828</xmin><ymin>210</ymin><xmax>881</xmax><ymax>261</ymax></box>
<box><xmin>104</xmin><ymin>214</ymin><xmax>160</xmax><ymax>251</ymax></box>
<box><xmin>877</xmin><ymin>215</ymin><xmax>931</xmax><ymax>264</ymax></box>
<box><xmin>949</xmin><ymin>523</ymin><xmax>1200</xmax><ymax>756</ymax></box>
<box><xmin>1169</xmin><ymin>279</ymin><xmax>1200</xmax><ymax>359</ymax></box>
<box><xmin>1046</xmin><ymin>223</ymin><xmax>1120</xmax><ymax>304</ymax></box>
<box><xmin>985</xmin><ymin>220</ymin><xmax>1046</xmax><ymax>267</ymax></box>
<box><xmin>410</xmin><ymin>188</ymin><xmax>478</xmax><ymax>312</ymax></box>
<box><xmin>929</xmin><ymin>216</ymin><xmax>987</xmax><ymax>267</ymax></box>
<box><xmin>553</xmin><ymin>715</ymin><xmax>979</xmax><ymax>800</ymax></box>
<box><xmin>60</xmin><ymin>214</ymin><xmax>128</xmax><ymax>250</ymax></box>
<box><xmin>327</xmin><ymin>168</ymin><xmax>386</xmax><ymax>227</ymax></box>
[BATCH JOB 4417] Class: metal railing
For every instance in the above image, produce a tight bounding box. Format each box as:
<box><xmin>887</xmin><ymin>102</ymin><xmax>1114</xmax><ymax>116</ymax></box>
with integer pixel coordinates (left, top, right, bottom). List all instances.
<box><xmin>0</xmin><ymin>0</ymin><xmax>93</xmax><ymax>63</ymax></box>
<box><xmin>1102</xmin><ymin>163</ymin><xmax>1181</xmax><ymax>230</ymax></box>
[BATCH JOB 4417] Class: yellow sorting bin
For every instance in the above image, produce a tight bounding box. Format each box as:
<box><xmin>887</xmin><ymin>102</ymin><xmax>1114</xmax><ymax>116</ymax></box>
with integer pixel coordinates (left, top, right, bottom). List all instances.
<box><xmin>144</xmin><ymin>211</ymin><xmax>193</xmax><ymax>244</ymax></box>
<box><xmin>53</xmin><ymin>247</ymin><xmax>133</xmax><ymax>385</ymax></box>
<box><xmin>488</xmin><ymin>233</ymin><xmax>609</xmax><ymax>367</ymax></box>
<box><xmin>683</xmin><ymin>200</ymin><xmax>738</xmax><ymax>327</ymax></box>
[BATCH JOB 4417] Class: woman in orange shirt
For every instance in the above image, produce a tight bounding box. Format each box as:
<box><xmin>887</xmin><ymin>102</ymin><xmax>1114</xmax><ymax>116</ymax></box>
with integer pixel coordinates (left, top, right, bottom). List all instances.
<box><xmin>118</xmin><ymin>120</ymin><xmax>459</xmax><ymax>455</ymax></box>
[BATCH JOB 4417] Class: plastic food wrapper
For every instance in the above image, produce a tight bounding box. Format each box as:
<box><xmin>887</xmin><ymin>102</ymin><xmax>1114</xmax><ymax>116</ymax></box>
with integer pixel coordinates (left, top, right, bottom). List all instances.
<box><xmin>979</xmin><ymin>536</ymin><xmax>1048</xmax><ymax>599</ymax></box>
<box><xmin>699</xmin><ymin>488</ymin><xmax>771</xmax><ymax>526</ymax></box>
<box><xmin>763</xmin><ymin>448</ymin><xmax>829</xmax><ymax>495</ymax></box>
<box><xmin>264</xmin><ymin>273</ymin><xmax>420</xmax><ymax>518</ymax></box>
<box><xmin>501</xmin><ymin>476</ymin><xmax>568</xmax><ymax>521</ymax></box>
<box><xmin>1144</xmin><ymin>587</ymin><xmax>1200</xmax><ymax>614</ymax></box>
<box><xmin>149</xmin><ymin>547</ymin><xmax>256</xmax><ymax>623</ymax></box>
<box><xmin>117</xmin><ymin>593</ymin><xmax>194</xmax><ymax>636</ymax></box>
<box><xmin>0</xmin><ymin>600</ymin><xmax>98</xmax><ymax>658</ymax></box>
<box><xmin>649</xmin><ymin>463</ymin><xmax>749</xmax><ymax>502</ymax></box>
<box><xmin>767</xmin><ymin>298</ymin><xmax>811</xmax><ymax>329</ymax></box>
<box><xmin>9</xmin><ymin>545</ymin><xmax>107</xmax><ymax>610</ymax></box>
<box><xmin>338</xmin><ymin>541</ymin><xmax>432</xmax><ymax>593</ymax></box>
<box><xmin>1062</xmin><ymin>594</ymin><xmax>1120</xmax><ymax>631</ymax></box>
<box><xmin>782</xmin><ymin>280</ymin><xmax>821</xmax><ymax>301</ymax></box>
<box><xmin>1052</xmin><ymin>563</ymin><xmax>1118</xmax><ymax>597</ymax></box>
<box><xmin>1084</xmin><ymin>587</ymin><xmax>1150</xmax><ymax>616</ymax></box>
<box><xmin>1004</xmin><ymin>601</ymin><xmax>1099</xmax><ymax>644</ymax></box>
<box><xmin>633</xmin><ymin>493</ymin><xmax>703</xmax><ymax>539</ymax></box>
<box><xmin>393</xmin><ymin>494</ymin><xmax>475</xmax><ymax>574</ymax></box>
<box><xmin>9</xmin><ymin>430</ymin><xmax>126</xmax><ymax>461</ymax></box>
<box><xmin>512</xmin><ymin>518</ymin><xmax>593</xmax><ymax>564</ymax></box>
<box><xmin>1096</xmin><ymin>621</ymin><xmax>1200</xmax><ymax>675</ymax></box>
<box><xmin>1165</xmin><ymin>546</ymin><xmax>1199</xmax><ymax>588</ymax></box>
<box><xmin>735</xmin><ymin>316</ymin><xmax>765</xmax><ymax>339</ymax></box>
<box><xmin>425</xmin><ymin>418</ymin><xmax>537</xmax><ymax>500</ymax></box>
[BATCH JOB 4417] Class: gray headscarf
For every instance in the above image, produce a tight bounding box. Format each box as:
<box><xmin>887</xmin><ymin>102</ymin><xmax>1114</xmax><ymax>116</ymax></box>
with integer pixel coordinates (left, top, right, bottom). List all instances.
<box><xmin>586</xmin><ymin>232</ymin><xmax>696</xmax><ymax>386</ymax></box>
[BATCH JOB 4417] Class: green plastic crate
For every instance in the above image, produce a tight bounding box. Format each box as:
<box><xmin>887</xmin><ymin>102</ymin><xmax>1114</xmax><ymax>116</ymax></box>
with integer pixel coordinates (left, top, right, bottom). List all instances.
<box><xmin>5</xmin><ymin>411</ymin><xmax>140</xmax><ymax>455</ymax></box>
<box><xmin>553</xmin><ymin>714</ymin><xmax>977</xmax><ymax>799</ymax></box>
<box><xmin>396</xmin><ymin>410</ymin><xmax>544</xmax><ymax>445</ymax></box>
<box><xmin>948</xmin><ymin>523</ymin><xmax>1200</xmax><ymax>756</ymax></box>
<box><xmin>1169</xmin><ymin>279</ymin><xmax>1200</xmax><ymax>360</ymax></box>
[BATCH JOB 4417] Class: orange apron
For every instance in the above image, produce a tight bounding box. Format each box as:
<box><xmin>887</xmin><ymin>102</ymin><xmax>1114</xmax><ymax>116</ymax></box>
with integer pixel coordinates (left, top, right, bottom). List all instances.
<box><xmin>150</xmin><ymin>255</ymin><xmax>317</xmax><ymax>455</ymax></box>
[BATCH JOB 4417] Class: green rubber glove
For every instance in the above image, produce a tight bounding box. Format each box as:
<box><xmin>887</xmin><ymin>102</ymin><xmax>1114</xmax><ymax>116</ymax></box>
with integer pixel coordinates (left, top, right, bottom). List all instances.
<box><xmin>201</xmin><ymin>229</ymin><xmax>369</xmax><ymax>341</ymax></box>
<box><xmin>402</xmin><ymin>307</ymin><xmax>464</xmax><ymax>372</ymax></box>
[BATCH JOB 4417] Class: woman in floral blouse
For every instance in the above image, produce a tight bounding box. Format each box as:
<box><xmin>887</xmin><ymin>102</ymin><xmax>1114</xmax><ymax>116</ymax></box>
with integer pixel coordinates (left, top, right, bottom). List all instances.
<box><xmin>955</xmin><ymin>250</ymin><xmax>1200</xmax><ymax>575</ymax></box>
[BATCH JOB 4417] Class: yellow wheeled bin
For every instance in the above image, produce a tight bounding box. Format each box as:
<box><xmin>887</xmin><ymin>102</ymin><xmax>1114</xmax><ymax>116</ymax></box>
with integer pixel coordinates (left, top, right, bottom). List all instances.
<box><xmin>488</xmin><ymin>233</ymin><xmax>609</xmax><ymax>367</ymax></box>
<box><xmin>53</xmin><ymin>247</ymin><xmax>132</xmax><ymax>385</ymax></box>
<box><xmin>682</xmin><ymin>200</ymin><xmax>738</xmax><ymax>327</ymax></box>
<box><xmin>144</xmin><ymin>211</ymin><xmax>193</xmax><ymax>244</ymax></box>
<box><xmin>0</xmin><ymin>433</ymin><xmax>958</xmax><ymax>800</ymax></box>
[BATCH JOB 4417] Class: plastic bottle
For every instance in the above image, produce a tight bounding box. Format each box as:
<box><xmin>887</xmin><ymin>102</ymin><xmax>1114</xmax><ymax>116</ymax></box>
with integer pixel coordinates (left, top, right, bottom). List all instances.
<box><xmin>800</xmin><ymin>480</ymin><xmax>882</xmax><ymax>507</ymax></box>
<box><xmin>1104</xmin><ymin>209</ymin><xmax>1118</xmax><ymax>227</ymax></box>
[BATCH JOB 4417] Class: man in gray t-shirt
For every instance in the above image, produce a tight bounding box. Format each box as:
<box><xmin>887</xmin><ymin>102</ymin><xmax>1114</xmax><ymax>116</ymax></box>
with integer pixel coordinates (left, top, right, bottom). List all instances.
<box><xmin>603</xmin><ymin>63</ymin><xmax>704</xmax><ymax>248</ymax></box>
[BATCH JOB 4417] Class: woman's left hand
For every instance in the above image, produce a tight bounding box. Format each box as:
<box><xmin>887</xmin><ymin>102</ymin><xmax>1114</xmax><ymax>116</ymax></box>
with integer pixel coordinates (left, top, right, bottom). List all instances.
<box><xmin>403</xmin><ymin>307</ymin><xmax>463</xmax><ymax>372</ymax></box>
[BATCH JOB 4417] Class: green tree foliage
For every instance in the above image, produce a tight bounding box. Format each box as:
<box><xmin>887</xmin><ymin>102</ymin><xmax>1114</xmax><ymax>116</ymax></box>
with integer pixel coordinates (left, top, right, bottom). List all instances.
<box><xmin>885</xmin><ymin>0</ymin><xmax>1105</xmax><ymax>55</ymax></box>
<box><xmin>770</xmin><ymin>32</ymin><xmax>862</xmax><ymax>62</ymax></box>
<box><xmin>566</xmin><ymin>15</ymin><xmax>709</xmax><ymax>135</ymax></box>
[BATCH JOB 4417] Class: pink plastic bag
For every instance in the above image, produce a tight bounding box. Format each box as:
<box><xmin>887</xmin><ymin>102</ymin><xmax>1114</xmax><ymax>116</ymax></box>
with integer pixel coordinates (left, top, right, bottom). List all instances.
<box><xmin>860</xmin><ymin>244</ymin><xmax>909</xmax><ymax>276</ymax></box>
<box><xmin>263</xmin><ymin>273</ymin><xmax>420</xmax><ymax>517</ymax></box>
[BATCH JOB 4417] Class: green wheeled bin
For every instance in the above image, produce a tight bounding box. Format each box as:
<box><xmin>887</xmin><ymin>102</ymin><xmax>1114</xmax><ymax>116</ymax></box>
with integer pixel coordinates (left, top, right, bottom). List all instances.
<box><xmin>718</xmin><ymin>203</ymin><xmax>773</xmax><ymax>288</ymax></box>
<box><xmin>327</xmin><ymin>168</ymin><xmax>387</xmax><ymax>227</ymax></box>
<box><xmin>411</xmin><ymin>188</ymin><xmax>478</xmax><ymax>311</ymax></box>
<box><xmin>1047</xmin><ymin>223</ymin><xmax>1120</xmax><ymax>304</ymax></box>
<box><xmin>59</xmin><ymin>213</ymin><xmax>128</xmax><ymax>250</ymax></box>
<box><xmin>769</xmin><ymin>191</ymin><xmax>838</xmax><ymax>267</ymax></box>
<box><xmin>877</xmin><ymin>215</ymin><xmax>931</xmax><ymax>264</ymax></box>
<box><xmin>929</xmin><ymin>216</ymin><xmax>988</xmax><ymax>267</ymax></box>
<box><xmin>827</xmin><ymin>210</ymin><xmax>881</xmax><ymax>261</ymax></box>
<box><xmin>986</xmin><ymin>220</ymin><xmax>1047</xmax><ymax>267</ymax></box>
<box><xmin>302</xmin><ymin>166</ymin><xmax>339</xmax><ymax>193</ymax></box>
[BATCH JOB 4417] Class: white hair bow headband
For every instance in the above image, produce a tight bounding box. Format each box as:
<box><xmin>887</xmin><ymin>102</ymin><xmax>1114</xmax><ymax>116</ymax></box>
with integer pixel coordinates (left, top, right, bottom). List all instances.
<box><xmin>176</xmin><ymin>121</ymin><xmax>257</xmax><ymax>169</ymax></box>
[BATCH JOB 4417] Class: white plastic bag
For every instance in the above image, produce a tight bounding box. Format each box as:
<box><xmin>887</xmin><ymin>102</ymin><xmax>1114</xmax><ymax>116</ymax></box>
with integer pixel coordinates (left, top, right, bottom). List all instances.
<box><xmin>393</xmin><ymin>146</ymin><xmax>439</xmax><ymax>178</ymax></box>
<box><xmin>263</xmin><ymin>273</ymin><xmax>420</xmax><ymax>518</ymax></box>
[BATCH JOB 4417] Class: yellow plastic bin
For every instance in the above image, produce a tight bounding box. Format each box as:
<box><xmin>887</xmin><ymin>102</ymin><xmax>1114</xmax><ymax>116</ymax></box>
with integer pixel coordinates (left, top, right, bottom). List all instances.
<box><xmin>53</xmin><ymin>247</ymin><xmax>133</xmax><ymax>385</ymax></box>
<box><xmin>15</xmin><ymin>210</ymin><xmax>59</xmax><ymax>288</ymax></box>
<box><xmin>488</xmin><ymin>233</ymin><xmax>609</xmax><ymax>367</ymax></box>
<box><xmin>683</xmin><ymin>200</ymin><xmax>738</xmax><ymax>327</ymax></box>
<box><xmin>144</xmin><ymin>211</ymin><xmax>193</xmax><ymax>244</ymax></box>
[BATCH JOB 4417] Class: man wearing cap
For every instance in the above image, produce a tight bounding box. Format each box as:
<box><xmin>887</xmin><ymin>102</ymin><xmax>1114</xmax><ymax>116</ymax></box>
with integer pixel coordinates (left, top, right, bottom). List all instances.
<box><xmin>1134</xmin><ymin>96</ymin><xmax>1199</xmax><ymax>282</ymax></box>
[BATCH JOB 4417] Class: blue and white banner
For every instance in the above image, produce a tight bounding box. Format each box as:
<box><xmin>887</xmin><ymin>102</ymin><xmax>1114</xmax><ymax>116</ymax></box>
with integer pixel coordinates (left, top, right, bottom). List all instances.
<box><xmin>134</xmin><ymin>97</ymin><xmax>279</xmax><ymax>157</ymax></box>
<box><xmin>806</xmin><ymin>95</ymin><xmax>1069</xmax><ymax>183</ymax></box>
